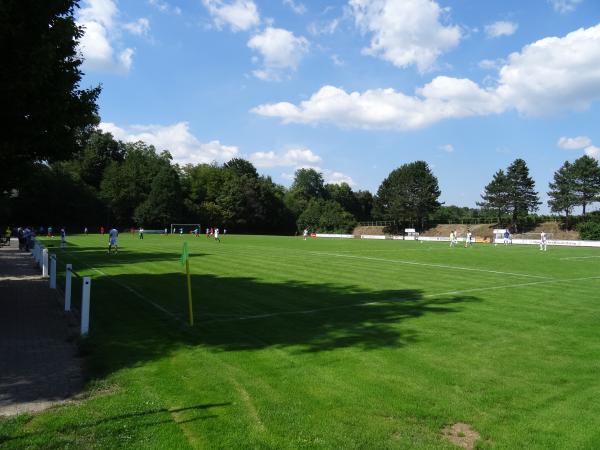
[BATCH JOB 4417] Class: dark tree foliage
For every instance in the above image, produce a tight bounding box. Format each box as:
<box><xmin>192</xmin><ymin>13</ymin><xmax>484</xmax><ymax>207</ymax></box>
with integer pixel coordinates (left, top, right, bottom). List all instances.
<box><xmin>9</xmin><ymin>163</ymin><xmax>104</xmax><ymax>227</ymax></box>
<box><xmin>290</xmin><ymin>168</ymin><xmax>328</xmax><ymax>200</ymax></box>
<box><xmin>571</xmin><ymin>155</ymin><xmax>600</xmax><ymax>216</ymax></box>
<box><xmin>133</xmin><ymin>165</ymin><xmax>183</xmax><ymax>227</ymax></box>
<box><xmin>354</xmin><ymin>190</ymin><xmax>374</xmax><ymax>221</ymax></box>
<box><xmin>0</xmin><ymin>0</ymin><xmax>100</xmax><ymax>190</ymax></box>
<box><xmin>477</xmin><ymin>169</ymin><xmax>510</xmax><ymax>217</ymax></box>
<box><xmin>297</xmin><ymin>199</ymin><xmax>357</xmax><ymax>233</ymax></box>
<box><xmin>548</xmin><ymin>161</ymin><xmax>577</xmax><ymax>227</ymax></box>
<box><xmin>99</xmin><ymin>143</ymin><xmax>172</xmax><ymax>225</ymax></box>
<box><xmin>505</xmin><ymin>159</ymin><xmax>541</xmax><ymax>223</ymax></box>
<box><xmin>326</xmin><ymin>183</ymin><xmax>359</xmax><ymax>216</ymax></box>
<box><xmin>374</xmin><ymin>161</ymin><xmax>441</xmax><ymax>229</ymax></box>
<box><xmin>479</xmin><ymin>159</ymin><xmax>540</xmax><ymax>227</ymax></box>
<box><xmin>223</xmin><ymin>158</ymin><xmax>259</xmax><ymax>179</ymax></box>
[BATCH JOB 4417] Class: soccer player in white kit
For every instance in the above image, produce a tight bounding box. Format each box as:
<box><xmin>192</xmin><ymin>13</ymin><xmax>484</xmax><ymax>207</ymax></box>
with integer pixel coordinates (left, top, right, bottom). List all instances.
<box><xmin>540</xmin><ymin>231</ymin><xmax>547</xmax><ymax>251</ymax></box>
<box><xmin>449</xmin><ymin>231</ymin><xmax>455</xmax><ymax>247</ymax></box>
<box><xmin>464</xmin><ymin>230</ymin><xmax>473</xmax><ymax>248</ymax></box>
<box><xmin>214</xmin><ymin>227</ymin><xmax>220</xmax><ymax>243</ymax></box>
<box><xmin>303</xmin><ymin>228</ymin><xmax>308</xmax><ymax>240</ymax></box>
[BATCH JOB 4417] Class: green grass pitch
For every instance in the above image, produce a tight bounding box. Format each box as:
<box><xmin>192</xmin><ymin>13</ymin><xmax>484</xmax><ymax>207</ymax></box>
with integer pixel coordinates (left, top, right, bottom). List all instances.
<box><xmin>2</xmin><ymin>234</ymin><xmax>600</xmax><ymax>449</ymax></box>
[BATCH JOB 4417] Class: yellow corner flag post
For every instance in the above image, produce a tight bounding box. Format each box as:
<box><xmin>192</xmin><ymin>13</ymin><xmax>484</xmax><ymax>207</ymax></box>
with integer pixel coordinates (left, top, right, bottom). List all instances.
<box><xmin>180</xmin><ymin>242</ymin><xmax>194</xmax><ymax>326</ymax></box>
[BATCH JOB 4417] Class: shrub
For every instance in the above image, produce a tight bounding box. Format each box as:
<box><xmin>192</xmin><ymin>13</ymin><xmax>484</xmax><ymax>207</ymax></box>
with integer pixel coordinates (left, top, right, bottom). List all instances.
<box><xmin>577</xmin><ymin>221</ymin><xmax>600</xmax><ymax>240</ymax></box>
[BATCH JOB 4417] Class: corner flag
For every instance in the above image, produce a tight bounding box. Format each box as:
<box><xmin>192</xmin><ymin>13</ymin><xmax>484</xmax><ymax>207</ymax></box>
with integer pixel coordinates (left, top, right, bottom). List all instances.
<box><xmin>180</xmin><ymin>241</ymin><xmax>189</xmax><ymax>267</ymax></box>
<box><xmin>180</xmin><ymin>242</ymin><xmax>194</xmax><ymax>326</ymax></box>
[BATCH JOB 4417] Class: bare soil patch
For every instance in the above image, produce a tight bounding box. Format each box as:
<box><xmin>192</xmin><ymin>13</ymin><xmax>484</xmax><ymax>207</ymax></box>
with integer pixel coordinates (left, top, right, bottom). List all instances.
<box><xmin>441</xmin><ymin>422</ymin><xmax>480</xmax><ymax>449</ymax></box>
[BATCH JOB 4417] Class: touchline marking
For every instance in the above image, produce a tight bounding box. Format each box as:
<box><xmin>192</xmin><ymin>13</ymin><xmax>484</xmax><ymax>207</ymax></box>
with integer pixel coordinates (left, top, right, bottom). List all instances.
<box><xmin>198</xmin><ymin>275</ymin><xmax>600</xmax><ymax>324</ymax></box>
<box><xmin>559</xmin><ymin>256</ymin><xmax>600</xmax><ymax>260</ymax></box>
<box><xmin>59</xmin><ymin>250</ymin><xmax>188</xmax><ymax>325</ymax></box>
<box><xmin>308</xmin><ymin>251</ymin><xmax>551</xmax><ymax>279</ymax></box>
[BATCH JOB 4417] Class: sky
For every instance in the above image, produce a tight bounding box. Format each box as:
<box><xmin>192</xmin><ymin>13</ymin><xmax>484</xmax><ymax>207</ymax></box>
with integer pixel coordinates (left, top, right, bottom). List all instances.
<box><xmin>76</xmin><ymin>0</ymin><xmax>600</xmax><ymax>211</ymax></box>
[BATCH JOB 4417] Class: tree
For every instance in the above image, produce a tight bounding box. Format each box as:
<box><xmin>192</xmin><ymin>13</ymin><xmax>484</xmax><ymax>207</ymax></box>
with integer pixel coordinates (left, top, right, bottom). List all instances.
<box><xmin>223</xmin><ymin>158</ymin><xmax>259</xmax><ymax>178</ymax></box>
<box><xmin>571</xmin><ymin>155</ymin><xmax>600</xmax><ymax>216</ymax></box>
<box><xmin>0</xmin><ymin>0</ymin><xmax>100</xmax><ymax>190</ymax></box>
<box><xmin>505</xmin><ymin>159</ymin><xmax>540</xmax><ymax>224</ymax></box>
<box><xmin>99</xmin><ymin>143</ymin><xmax>171</xmax><ymax>225</ymax></box>
<box><xmin>133</xmin><ymin>165</ymin><xmax>182</xmax><ymax>227</ymax></box>
<box><xmin>326</xmin><ymin>183</ymin><xmax>359</xmax><ymax>217</ymax></box>
<box><xmin>354</xmin><ymin>190</ymin><xmax>374</xmax><ymax>221</ymax></box>
<box><xmin>297</xmin><ymin>199</ymin><xmax>357</xmax><ymax>233</ymax></box>
<box><xmin>479</xmin><ymin>159</ymin><xmax>540</xmax><ymax>227</ymax></box>
<box><xmin>548</xmin><ymin>161</ymin><xmax>577</xmax><ymax>227</ymax></box>
<box><xmin>374</xmin><ymin>161</ymin><xmax>441</xmax><ymax>229</ymax></box>
<box><xmin>290</xmin><ymin>168</ymin><xmax>327</xmax><ymax>201</ymax></box>
<box><xmin>477</xmin><ymin>170</ymin><xmax>510</xmax><ymax>218</ymax></box>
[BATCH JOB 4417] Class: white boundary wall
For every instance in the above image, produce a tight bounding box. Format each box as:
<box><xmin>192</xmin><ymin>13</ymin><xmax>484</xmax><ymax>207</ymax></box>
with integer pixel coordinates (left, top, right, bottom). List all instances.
<box><xmin>511</xmin><ymin>238</ymin><xmax>600</xmax><ymax>248</ymax></box>
<box><xmin>313</xmin><ymin>233</ymin><xmax>600</xmax><ymax>248</ymax></box>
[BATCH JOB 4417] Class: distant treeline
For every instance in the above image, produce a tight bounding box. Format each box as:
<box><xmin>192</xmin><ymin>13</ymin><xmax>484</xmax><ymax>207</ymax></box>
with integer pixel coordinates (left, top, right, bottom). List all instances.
<box><xmin>4</xmin><ymin>130</ymin><xmax>600</xmax><ymax>236</ymax></box>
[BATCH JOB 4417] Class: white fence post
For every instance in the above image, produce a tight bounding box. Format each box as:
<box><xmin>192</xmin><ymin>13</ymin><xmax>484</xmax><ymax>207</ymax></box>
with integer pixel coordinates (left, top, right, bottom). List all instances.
<box><xmin>81</xmin><ymin>276</ymin><xmax>91</xmax><ymax>336</ymax></box>
<box><xmin>50</xmin><ymin>254</ymin><xmax>56</xmax><ymax>289</ymax></box>
<box><xmin>42</xmin><ymin>248</ymin><xmax>49</xmax><ymax>277</ymax></box>
<box><xmin>33</xmin><ymin>241</ymin><xmax>40</xmax><ymax>264</ymax></box>
<box><xmin>65</xmin><ymin>264</ymin><xmax>72</xmax><ymax>311</ymax></box>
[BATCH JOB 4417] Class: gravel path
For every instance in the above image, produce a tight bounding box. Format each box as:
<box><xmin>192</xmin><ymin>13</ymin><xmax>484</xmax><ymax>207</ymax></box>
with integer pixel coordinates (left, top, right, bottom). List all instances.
<box><xmin>0</xmin><ymin>241</ymin><xmax>82</xmax><ymax>416</ymax></box>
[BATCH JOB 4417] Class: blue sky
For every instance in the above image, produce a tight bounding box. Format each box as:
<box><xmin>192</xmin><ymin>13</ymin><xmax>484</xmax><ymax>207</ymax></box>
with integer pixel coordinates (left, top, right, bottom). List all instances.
<box><xmin>77</xmin><ymin>0</ymin><xmax>600</xmax><ymax>211</ymax></box>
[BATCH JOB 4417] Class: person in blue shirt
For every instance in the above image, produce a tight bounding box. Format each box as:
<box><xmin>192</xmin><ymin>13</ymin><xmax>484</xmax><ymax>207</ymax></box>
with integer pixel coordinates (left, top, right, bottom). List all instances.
<box><xmin>108</xmin><ymin>228</ymin><xmax>119</xmax><ymax>254</ymax></box>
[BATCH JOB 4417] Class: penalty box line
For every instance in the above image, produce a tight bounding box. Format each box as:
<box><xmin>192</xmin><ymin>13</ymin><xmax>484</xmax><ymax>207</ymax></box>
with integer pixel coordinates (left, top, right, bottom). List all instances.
<box><xmin>199</xmin><ymin>275</ymin><xmax>600</xmax><ymax>324</ymax></box>
<box><xmin>308</xmin><ymin>251</ymin><xmax>551</xmax><ymax>280</ymax></box>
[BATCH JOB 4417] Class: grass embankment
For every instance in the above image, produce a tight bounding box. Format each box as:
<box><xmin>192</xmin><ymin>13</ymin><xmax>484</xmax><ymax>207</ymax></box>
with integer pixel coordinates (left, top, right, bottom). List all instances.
<box><xmin>1</xmin><ymin>234</ymin><xmax>599</xmax><ymax>449</ymax></box>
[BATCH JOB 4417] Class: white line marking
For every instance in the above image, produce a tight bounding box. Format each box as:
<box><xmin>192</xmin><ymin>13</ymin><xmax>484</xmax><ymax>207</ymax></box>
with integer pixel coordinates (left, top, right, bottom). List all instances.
<box><xmin>559</xmin><ymin>256</ymin><xmax>600</xmax><ymax>260</ymax></box>
<box><xmin>199</xmin><ymin>275</ymin><xmax>600</xmax><ymax>324</ymax></box>
<box><xmin>308</xmin><ymin>251</ymin><xmax>550</xmax><ymax>279</ymax></box>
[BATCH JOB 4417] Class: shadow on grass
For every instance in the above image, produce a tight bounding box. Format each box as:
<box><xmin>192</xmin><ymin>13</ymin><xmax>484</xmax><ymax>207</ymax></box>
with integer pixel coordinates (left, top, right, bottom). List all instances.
<box><xmin>0</xmin><ymin>403</ymin><xmax>228</xmax><ymax>444</ymax></box>
<box><xmin>85</xmin><ymin>270</ymin><xmax>479</xmax><ymax>380</ymax></box>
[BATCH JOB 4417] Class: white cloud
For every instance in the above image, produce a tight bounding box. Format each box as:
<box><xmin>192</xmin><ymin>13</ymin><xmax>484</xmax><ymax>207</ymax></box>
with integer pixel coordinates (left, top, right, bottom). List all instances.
<box><xmin>549</xmin><ymin>0</ymin><xmax>583</xmax><ymax>13</ymax></box>
<box><xmin>252</xmin><ymin>78</ymin><xmax>504</xmax><ymax>130</ymax></box>
<box><xmin>485</xmin><ymin>21</ymin><xmax>518</xmax><ymax>38</ymax></box>
<box><xmin>439</xmin><ymin>144</ymin><xmax>454</xmax><ymax>153</ymax></box>
<box><xmin>496</xmin><ymin>24</ymin><xmax>600</xmax><ymax>115</ymax></box>
<box><xmin>349</xmin><ymin>0</ymin><xmax>461</xmax><ymax>73</ymax></box>
<box><xmin>99</xmin><ymin>122</ymin><xmax>239</xmax><ymax>164</ymax></box>
<box><xmin>331</xmin><ymin>54</ymin><xmax>344</xmax><ymax>66</ymax></box>
<box><xmin>247</xmin><ymin>27</ymin><xmax>309</xmax><ymax>80</ymax></box>
<box><xmin>557</xmin><ymin>136</ymin><xmax>592</xmax><ymax>149</ymax></box>
<box><xmin>202</xmin><ymin>0</ymin><xmax>260</xmax><ymax>32</ymax></box>
<box><xmin>478</xmin><ymin>58</ymin><xmax>502</xmax><ymax>70</ymax></box>
<box><xmin>307</xmin><ymin>18</ymin><xmax>339</xmax><ymax>35</ymax></box>
<box><xmin>325</xmin><ymin>171</ymin><xmax>355</xmax><ymax>186</ymax></box>
<box><xmin>77</xmin><ymin>0</ymin><xmax>136</xmax><ymax>73</ymax></box>
<box><xmin>124</xmin><ymin>18</ymin><xmax>150</xmax><ymax>36</ymax></box>
<box><xmin>250</xmin><ymin>148</ymin><xmax>321</xmax><ymax>168</ymax></box>
<box><xmin>283</xmin><ymin>0</ymin><xmax>306</xmax><ymax>15</ymax></box>
<box><xmin>148</xmin><ymin>0</ymin><xmax>182</xmax><ymax>14</ymax></box>
<box><xmin>585</xmin><ymin>145</ymin><xmax>600</xmax><ymax>159</ymax></box>
<box><xmin>253</xmin><ymin>23</ymin><xmax>600</xmax><ymax>129</ymax></box>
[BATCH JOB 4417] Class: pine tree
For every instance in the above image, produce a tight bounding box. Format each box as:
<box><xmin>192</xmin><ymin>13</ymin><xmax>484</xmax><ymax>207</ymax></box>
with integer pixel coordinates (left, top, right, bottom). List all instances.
<box><xmin>548</xmin><ymin>161</ymin><xmax>577</xmax><ymax>228</ymax></box>
<box><xmin>571</xmin><ymin>155</ymin><xmax>600</xmax><ymax>216</ymax></box>
<box><xmin>505</xmin><ymin>159</ymin><xmax>540</xmax><ymax>225</ymax></box>
<box><xmin>477</xmin><ymin>169</ymin><xmax>510</xmax><ymax>219</ymax></box>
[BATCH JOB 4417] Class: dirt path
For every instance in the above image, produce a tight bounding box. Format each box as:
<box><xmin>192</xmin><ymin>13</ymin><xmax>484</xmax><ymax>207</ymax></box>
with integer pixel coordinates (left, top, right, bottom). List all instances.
<box><xmin>0</xmin><ymin>241</ymin><xmax>82</xmax><ymax>416</ymax></box>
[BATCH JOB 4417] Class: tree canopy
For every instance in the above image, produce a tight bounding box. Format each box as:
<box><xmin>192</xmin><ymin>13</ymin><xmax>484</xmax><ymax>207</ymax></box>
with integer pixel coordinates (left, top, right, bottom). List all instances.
<box><xmin>0</xmin><ymin>0</ymin><xmax>100</xmax><ymax>190</ymax></box>
<box><xmin>374</xmin><ymin>161</ymin><xmax>441</xmax><ymax>228</ymax></box>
